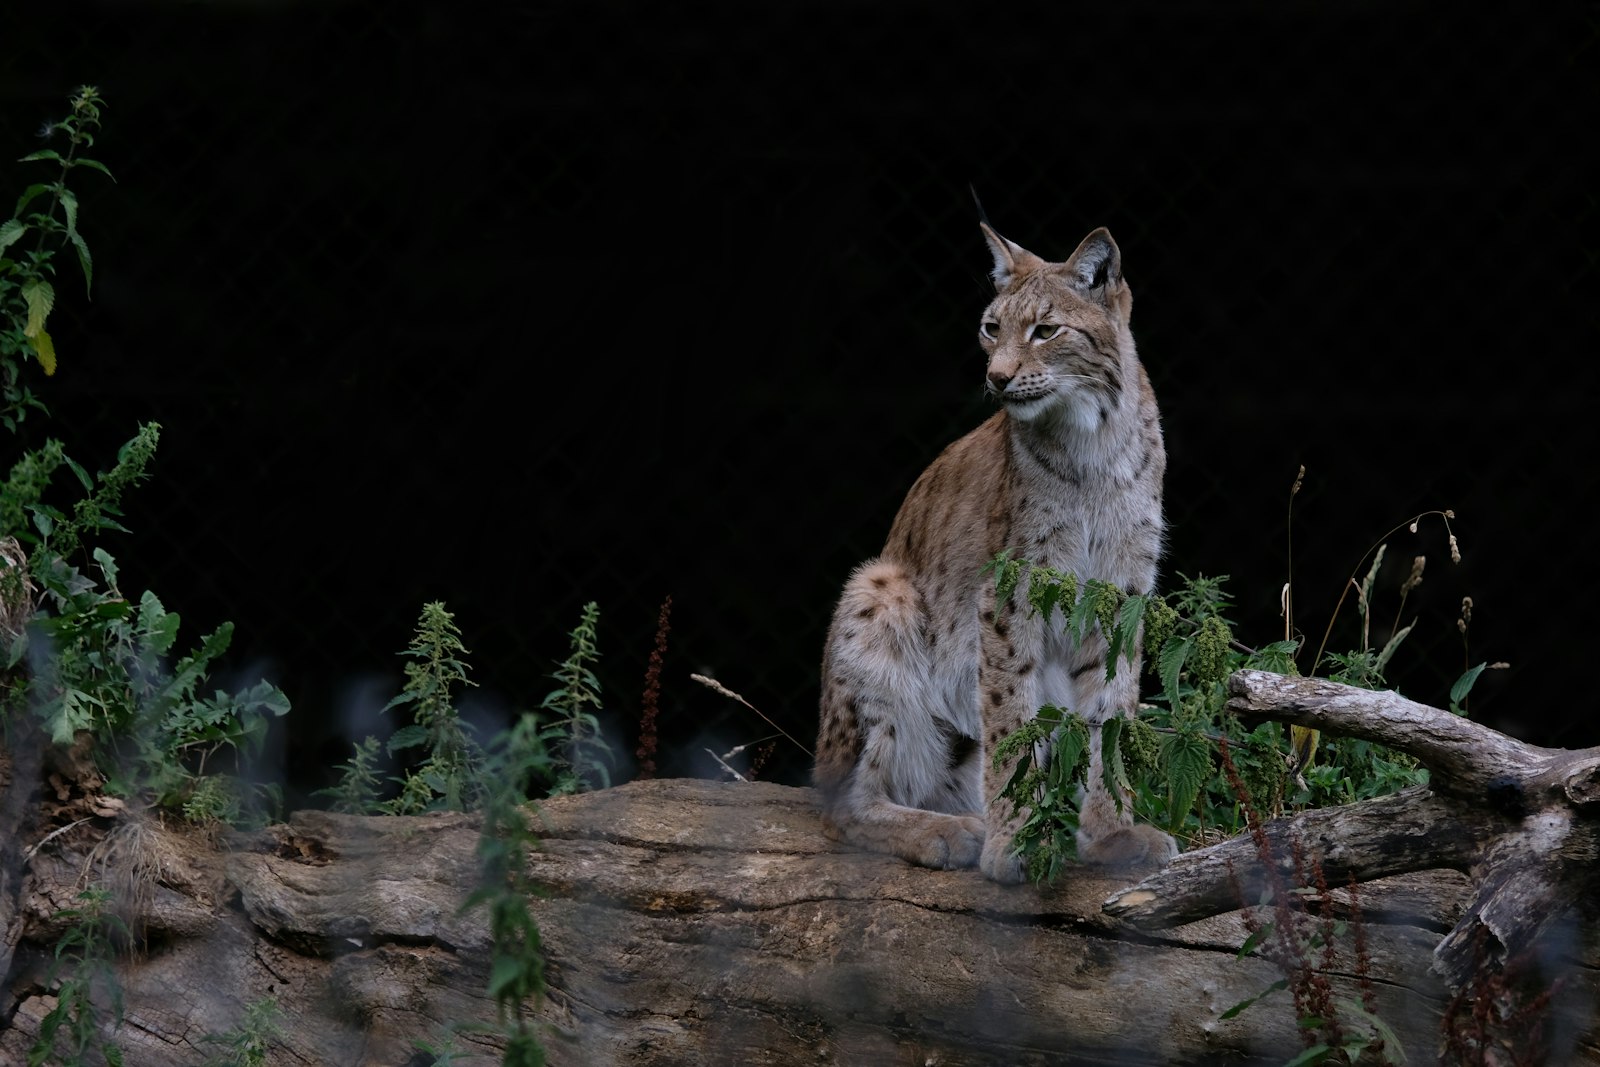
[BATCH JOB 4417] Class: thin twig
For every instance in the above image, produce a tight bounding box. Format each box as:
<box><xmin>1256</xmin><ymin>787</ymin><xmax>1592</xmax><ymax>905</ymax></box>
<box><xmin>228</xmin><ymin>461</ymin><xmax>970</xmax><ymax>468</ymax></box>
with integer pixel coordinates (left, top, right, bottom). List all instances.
<box><xmin>704</xmin><ymin>748</ymin><xmax>747</xmax><ymax>782</ymax></box>
<box><xmin>691</xmin><ymin>674</ymin><xmax>813</xmax><ymax>758</ymax></box>
<box><xmin>24</xmin><ymin>816</ymin><xmax>94</xmax><ymax>861</ymax></box>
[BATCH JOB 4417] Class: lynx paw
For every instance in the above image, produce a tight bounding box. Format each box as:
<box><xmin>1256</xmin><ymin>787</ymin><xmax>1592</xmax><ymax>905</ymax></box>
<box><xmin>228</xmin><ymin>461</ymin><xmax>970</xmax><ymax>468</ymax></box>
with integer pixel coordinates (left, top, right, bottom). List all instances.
<box><xmin>1077</xmin><ymin>822</ymin><xmax>1179</xmax><ymax>871</ymax></box>
<box><xmin>979</xmin><ymin>831</ymin><xmax>1026</xmax><ymax>885</ymax></box>
<box><xmin>913</xmin><ymin>814</ymin><xmax>985</xmax><ymax>869</ymax></box>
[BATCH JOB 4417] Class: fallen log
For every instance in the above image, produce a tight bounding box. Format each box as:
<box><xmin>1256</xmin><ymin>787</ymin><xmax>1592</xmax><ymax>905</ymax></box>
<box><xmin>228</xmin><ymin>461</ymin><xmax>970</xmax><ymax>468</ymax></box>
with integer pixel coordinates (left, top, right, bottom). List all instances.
<box><xmin>2</xmin><ymin>770</ymin><xmax>1595</xmax><ymax>1065</ymax></box>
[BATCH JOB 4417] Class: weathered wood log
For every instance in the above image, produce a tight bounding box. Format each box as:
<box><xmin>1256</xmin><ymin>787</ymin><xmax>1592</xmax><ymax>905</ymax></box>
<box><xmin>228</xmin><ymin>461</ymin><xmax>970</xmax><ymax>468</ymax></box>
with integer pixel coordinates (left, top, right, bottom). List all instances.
<box><xmin>2</xmin><ymin>777</ymin><xmax>1596</xmax><ymax>1066</ymax></box>
<box><xmin>1107</xmin><ymin>670</ymin><xmax>1600</xmax><ymax>997</ymax></box>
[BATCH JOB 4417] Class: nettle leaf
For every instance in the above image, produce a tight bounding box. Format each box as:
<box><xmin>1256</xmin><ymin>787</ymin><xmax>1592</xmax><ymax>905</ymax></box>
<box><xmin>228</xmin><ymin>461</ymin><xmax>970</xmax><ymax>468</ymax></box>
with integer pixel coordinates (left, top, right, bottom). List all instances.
<box><xmin>1066</xmin><ymin>580</ymin><xmax>1101</xmax><ymax>643</ymax></box>
<box><xmin>58</xmin><ymin>188</ymin><xmax>78</xmax><ymax>233</ymax></box>
<box><xmin>1161</xmin><ymin>728</ymin><xmax>1211</xmax><ymax>827</ymax></box>
<box><xmin>0</xmin><ymin>217</ymin><xmax>25</xmax><ymax>253</ymax></box>
<box><xmin>387</xmin><ymin>724</ymin><xmax>429</xmax><ymax>754</ymax></box>
<box><xmin>1158</xmin><ymin>633</ymin><xmax>1193</xmax><ymax>710</ymax></box>
<box><xmin>63</xmin><ymin>454</ymin><xmax>94</xmax><ymax>491</ymax></box>
<box><xmin>12</xmin><ymin>184</ymin><xmax>51</xmax><ymax>219</ymax></box>
<box><xmin>1099</xmin><ymin>717</ymin><xmax>1132</xmax><ymax>799</ymax></box>
<box><xmin>21</xmin><ymin>277</ymin><xmax>54</xmax><ymax>337</ymax></box>
<box><xmin>1250</xmin><ymin>639</ymin><xmax>1300</xmax><ymax>675</ymax></box>
<box><xmin>17</xmin><ymin>149</ymin><xmax>63</xmax><ymax>164</ymax></box>
<box><xmin>73</xmin><ymin>157</ymin><xmax>115</xmax><ymax>181</ymax></box>
<box><xmin>67</xmin><ymin>229</ymin><xmax>92</xmax><ymax>293</ymax></box>
<box><xmin>27</xmin><ymin>326</ymin><xmax>56</xmax><ymax>375</ymax></box>
<box><xmin>1050</xmin><ymin>711</ymin><xmax>1088</xmax><ymax>783</ymax></box>
<box><xmin>1104</xmin><ymin>594</ymin><xmax>1148</xmax><ymax>680</ymax></box>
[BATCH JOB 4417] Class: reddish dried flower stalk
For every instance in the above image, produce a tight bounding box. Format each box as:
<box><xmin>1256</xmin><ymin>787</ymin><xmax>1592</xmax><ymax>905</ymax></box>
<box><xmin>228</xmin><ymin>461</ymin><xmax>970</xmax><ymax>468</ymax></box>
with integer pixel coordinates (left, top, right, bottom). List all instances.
<box><xmin>636</xmin><ymin>594</ymin><xmax>672</xmax><ymax>779</ymax></box>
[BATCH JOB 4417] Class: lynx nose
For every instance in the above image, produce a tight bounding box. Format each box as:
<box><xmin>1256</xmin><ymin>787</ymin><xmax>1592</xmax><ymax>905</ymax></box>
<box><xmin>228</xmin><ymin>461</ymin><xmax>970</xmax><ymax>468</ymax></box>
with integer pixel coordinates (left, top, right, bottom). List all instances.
<box><xmin>987</xmin><ymin>367</ymin><xmax>1014</xmax><ymax>392</ymax></box>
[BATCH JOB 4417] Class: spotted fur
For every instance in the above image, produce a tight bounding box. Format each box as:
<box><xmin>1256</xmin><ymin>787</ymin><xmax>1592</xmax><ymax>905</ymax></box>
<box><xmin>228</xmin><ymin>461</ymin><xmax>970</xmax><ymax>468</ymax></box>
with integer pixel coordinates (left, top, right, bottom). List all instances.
<box><xmin>814</xmin><ymin>222</ymin><xmax>1179</xmax><ymax>883</ymax></box>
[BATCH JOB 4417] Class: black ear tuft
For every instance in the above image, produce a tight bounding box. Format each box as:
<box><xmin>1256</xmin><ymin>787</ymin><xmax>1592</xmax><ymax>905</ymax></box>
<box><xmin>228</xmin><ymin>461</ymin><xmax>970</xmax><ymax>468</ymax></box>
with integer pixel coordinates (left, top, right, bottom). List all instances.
<box><xmin>969</xmin><ymin>184</ymin><xmax>995</xmax><ymax>230</ymax></box>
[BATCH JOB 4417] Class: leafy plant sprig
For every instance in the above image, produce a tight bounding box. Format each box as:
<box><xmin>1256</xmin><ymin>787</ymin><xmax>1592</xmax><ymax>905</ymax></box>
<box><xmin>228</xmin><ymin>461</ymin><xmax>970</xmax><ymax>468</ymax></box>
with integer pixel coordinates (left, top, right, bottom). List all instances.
<box><xmin>459</xmin><ymin>711</ymin><xmax>556</xmax><ymax>1067</ymax></box>
<box><xmin>1</xmin><ymin>85</ymin><xmax>114</xmax><ymax>427</ymax></box>
<box><xmin>28</xmin><ymin>885</ymin><xmax>128</xmax><ymax>1067</ymax></box>
<box><xmin>315</xmin><ymin>735</ymin><xmax>386</xmax><ymax>814</ymax></box>
<box><xmin>382</xmin><ymin>601</ymin><xmax>483</xmax><ymax>813</ymax></box>
<box><xmin>538</xmin><ymin>600</ymin><xmax>611</xmax><ymax>795</ymax></box>
<box><xmin>988</xmin><ymin>539</ymin><xmax>1487</xmax><ymax>874</ymax></box>
<box><xmin>200</xmin><ymin>996</ymin><xmax>283</xmax><ymax>1067</ymax></box>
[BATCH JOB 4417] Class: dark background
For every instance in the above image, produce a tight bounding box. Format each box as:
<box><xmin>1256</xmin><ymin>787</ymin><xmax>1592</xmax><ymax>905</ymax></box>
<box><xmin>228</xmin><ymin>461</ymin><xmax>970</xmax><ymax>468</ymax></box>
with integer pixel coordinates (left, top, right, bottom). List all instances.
<box><xmin>5</xmin><ymin>2</ymin><xmax>1596</xmax><ymax>805</ymax></box>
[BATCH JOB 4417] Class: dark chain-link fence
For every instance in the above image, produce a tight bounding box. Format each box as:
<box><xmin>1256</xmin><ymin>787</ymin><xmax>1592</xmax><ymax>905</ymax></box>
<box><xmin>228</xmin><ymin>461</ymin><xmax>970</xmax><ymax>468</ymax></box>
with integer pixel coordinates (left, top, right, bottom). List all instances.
<box><xmin>5</xmin><ymin>2</ymin><xmax>1596</xmax><ymax>796</ymax></box>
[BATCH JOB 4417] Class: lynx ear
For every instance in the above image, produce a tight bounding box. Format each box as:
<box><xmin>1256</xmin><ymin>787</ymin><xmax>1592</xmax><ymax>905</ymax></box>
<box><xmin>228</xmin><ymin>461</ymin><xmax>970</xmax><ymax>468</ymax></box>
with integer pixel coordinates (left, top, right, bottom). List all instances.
<box><xmin>979</xmin><ymin>223</ymin><xmax>1047</xmax><ymax>292</ymax></box>
<box><xmin>1062</xmin><ymin>228</ymin><xmax>1123</xmax><ymax>295</ymax></box>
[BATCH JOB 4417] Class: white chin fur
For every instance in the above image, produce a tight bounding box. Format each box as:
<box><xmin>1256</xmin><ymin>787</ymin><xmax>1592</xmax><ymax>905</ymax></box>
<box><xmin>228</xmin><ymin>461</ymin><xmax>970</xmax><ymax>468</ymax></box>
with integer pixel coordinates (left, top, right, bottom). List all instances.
<box><xmin>1001</xmin><ymin>394</ymin><xmax>1054</xmax><ymax>422</ymax></box>
<box><xmin>1005</xmin><ymin>389</ymin><xmax>1102</xmax><ymax>431</ymax></box>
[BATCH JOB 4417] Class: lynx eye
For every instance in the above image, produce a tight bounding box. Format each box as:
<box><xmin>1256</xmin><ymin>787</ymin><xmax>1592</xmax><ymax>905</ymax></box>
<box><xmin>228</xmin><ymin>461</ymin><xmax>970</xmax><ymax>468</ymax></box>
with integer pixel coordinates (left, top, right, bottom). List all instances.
<box><xmin>980</xmin><ymin>321</ymin><xmax>999</xmax><ymax>340</ymax></box>
<box><xmin>1031</xmin><ymin>323</ymin><xmax>1061</xmax><ymax>341</ymax></box>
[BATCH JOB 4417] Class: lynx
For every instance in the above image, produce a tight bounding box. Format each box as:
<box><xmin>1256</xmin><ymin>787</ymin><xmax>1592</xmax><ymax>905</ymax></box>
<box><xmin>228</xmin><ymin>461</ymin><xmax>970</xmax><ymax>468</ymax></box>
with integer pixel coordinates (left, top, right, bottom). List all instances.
<box><xmin>814</xmin><ymin>218</ymin><xmax>1179</xmax><ymax>884</ymax></box>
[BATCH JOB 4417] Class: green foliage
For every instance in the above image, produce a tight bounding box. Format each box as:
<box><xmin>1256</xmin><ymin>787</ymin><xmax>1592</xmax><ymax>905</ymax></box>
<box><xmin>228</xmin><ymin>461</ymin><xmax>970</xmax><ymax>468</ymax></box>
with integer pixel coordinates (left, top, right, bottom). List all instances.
<box><xmin>411</xmin><ymin>1030</ymin><xmax>470</xmax><ymax>1066</ymax></box>
<box><xmin>990</xmin><ymin>705</ymin><xmax>1087</xmax><ymax>883</ymax></box>
<box><xmin>1</xmin><ymin>96</ymin><xmax>288</xmax><ymax>831</ymax></box>
<box><xmin>315</xmin><ymin>735</ymin><xmax>386</xmax><ymax>814</ymax></box>
<box><xmin>985</xmin><ymin>555</ymin><xmax>1457</xmax><ymax>866</ymax></box>
<box><xmin>537</xmin><ymin>600</ymin><xmax>610</xmax><ymax>795</ymax></box>
<box><xmin>28</xmin><ymin>886</ymin><xmax>127</xmax><ymax>1067</ymax></box>
<box><xmin>6</xmin><ymin>428</ymin><xmax>289</xmax><ymax>825</ymax></box>
<box><xmin>200</xmin><ymin>997</ymin><xmax>283</xmax><ymax>1067</ymax></box>
<box><xmin>459</xmin><ymin>711</ymin><xmax>556</xmax><ymax>1067</ymax></box>
<box><xmin>2</xmin><ymin>437</ymin><xmax>65</xmax><ymax>535</ymax></box>
<box><xmin>382</xmin><ymin>601</ymin><xmax>483</xmax><ymax>813</ymax></box>
<box><xmin>2</xmin><ymin>87</ymin><xmax>113</xmax><ymax>429</ymax></box>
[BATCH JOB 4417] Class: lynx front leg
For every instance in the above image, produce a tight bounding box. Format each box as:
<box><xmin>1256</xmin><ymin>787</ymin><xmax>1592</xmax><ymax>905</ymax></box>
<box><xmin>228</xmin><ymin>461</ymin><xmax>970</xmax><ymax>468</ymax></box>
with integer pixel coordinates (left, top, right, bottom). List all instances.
<box><xmin>977</xmin><ymin>593</ymin><xmax>1035</xmax><ymax>885</ymax></box>
<box><xmin>1070</xmin><ymin>634</ymin><xmax>1179</xmax><ymax>870</ymax></box>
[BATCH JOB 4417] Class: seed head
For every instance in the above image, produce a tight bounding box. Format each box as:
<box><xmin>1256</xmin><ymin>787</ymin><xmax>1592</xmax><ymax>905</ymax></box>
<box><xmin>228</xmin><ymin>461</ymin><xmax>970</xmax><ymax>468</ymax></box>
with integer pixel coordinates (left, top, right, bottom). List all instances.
<box><xmin>1400</xmin><ymin>555</ymin><xmax>1425</xmax><ymax>596</ymax></box>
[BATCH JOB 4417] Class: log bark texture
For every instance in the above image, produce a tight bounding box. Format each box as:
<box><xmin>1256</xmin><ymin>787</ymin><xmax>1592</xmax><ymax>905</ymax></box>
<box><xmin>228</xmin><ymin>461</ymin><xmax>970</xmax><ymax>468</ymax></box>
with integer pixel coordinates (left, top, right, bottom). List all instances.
<box><xmin>2</xmin><ymin>775</ymin><xmax>1596</xmax><ymax>1066</ymax></box>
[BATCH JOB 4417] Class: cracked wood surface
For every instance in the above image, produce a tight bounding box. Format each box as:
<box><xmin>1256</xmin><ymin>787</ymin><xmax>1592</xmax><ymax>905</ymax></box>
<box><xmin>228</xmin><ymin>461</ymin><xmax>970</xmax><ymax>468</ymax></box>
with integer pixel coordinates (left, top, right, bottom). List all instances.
<box><xmin>2</xmin><ymin>777</ymin><xmax>1597</xmax><ymax>1065</ymax></box>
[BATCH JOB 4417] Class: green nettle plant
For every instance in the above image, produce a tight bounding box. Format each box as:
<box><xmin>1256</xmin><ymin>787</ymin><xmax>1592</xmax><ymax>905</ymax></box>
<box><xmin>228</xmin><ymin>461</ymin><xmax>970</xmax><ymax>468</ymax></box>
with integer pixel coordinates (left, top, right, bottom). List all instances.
<box><xmin>5</xmin><ymin>422</ymin><xmax>291</xmax><ymax>826</ymax></box>
<box><xmin>381</xmin><ymin>600</ymin><xmax>485</xmax><ymax>813</ymax></box>
<box><xmin>27</xmin><ymin>886</ymin><xmax>128</xmax><ymax>1067</ymax></box>
<box><xmin>199</xmin><ymin>996</ymin><xmax>283</xmax><ymax>1067</ymax></box>
<box><xmin>538</xmin><ymin>600</ymin><xmax>610</xmax><ymax>795</ymax></box>
<box><xmin>458</xmin><ymin>711</ymin><xmax>557</xmax><ymax>1067</ymax></box>
<box><xmin>314</xmin><ymin>733</ymin><xmax>386</xmax><ymax>814</ymax></box>
<box><xmin>988</xmin><ymin>505</ymin><xmax>1482</xmax><ymax>880</ymax></box>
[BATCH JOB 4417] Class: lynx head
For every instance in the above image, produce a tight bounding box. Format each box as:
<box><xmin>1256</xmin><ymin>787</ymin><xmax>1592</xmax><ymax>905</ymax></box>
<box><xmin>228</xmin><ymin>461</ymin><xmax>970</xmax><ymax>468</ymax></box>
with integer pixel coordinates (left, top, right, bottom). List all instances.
<box><xmin>977</xmin><ymin>224</ymin><xmax>1136</xmax><ymax>428</ymax></box>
